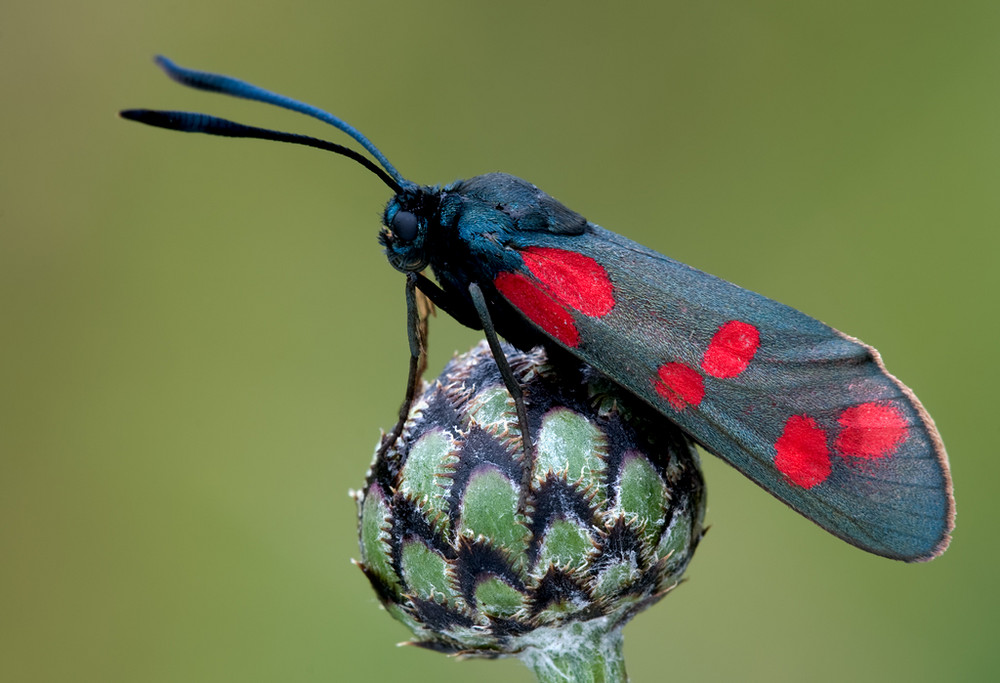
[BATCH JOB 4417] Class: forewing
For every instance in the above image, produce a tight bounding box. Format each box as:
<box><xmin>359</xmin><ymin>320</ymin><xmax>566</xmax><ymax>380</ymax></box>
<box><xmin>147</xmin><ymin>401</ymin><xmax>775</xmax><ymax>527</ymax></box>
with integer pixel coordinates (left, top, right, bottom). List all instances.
<box><xmin>491</xmin><ymin>226</ymin><xmax>953</xmax><ymax>561</ymax></box>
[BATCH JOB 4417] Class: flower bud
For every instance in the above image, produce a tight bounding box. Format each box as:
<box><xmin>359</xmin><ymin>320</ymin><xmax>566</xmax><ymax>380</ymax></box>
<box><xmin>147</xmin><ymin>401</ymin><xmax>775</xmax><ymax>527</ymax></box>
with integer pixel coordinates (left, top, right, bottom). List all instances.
<box><xmin>355</xmin><ymin>342</ymin><xmax>705</xmax><ymax>680</ymax></box>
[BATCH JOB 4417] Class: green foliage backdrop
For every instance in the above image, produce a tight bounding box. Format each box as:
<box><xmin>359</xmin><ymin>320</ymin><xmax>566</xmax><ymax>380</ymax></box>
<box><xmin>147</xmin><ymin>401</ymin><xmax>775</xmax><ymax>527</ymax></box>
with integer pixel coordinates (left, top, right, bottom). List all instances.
<box><xmin>2</xmin><ymin>2</ymin><xmax>996</xmax><ymax>681</ymax></box>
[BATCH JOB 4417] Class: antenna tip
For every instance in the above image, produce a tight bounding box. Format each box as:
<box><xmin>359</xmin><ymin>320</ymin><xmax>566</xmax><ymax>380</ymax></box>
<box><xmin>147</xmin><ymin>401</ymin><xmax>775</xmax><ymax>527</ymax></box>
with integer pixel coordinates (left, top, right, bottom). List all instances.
<box><xmin>153</xmin><ymin>55</ymin><xmax>185</xmax><ymax>82</ymax></box>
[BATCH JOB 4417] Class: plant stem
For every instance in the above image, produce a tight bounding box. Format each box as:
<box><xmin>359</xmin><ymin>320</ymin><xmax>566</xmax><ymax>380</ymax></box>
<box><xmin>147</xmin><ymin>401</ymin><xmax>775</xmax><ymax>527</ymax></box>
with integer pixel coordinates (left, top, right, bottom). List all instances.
<box><xmin>518</xmin><ymin>619</ymin><xmax>628</xmax><ymax>683</ymax></box>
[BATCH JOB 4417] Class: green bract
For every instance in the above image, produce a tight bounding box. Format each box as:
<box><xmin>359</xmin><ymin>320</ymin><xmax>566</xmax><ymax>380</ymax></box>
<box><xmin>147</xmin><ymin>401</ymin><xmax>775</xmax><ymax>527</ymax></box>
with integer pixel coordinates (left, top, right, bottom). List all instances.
<box><xmin>355</xmin><ymin>342</ymin><xmax>705</xmax><ymax>681</ymax></box>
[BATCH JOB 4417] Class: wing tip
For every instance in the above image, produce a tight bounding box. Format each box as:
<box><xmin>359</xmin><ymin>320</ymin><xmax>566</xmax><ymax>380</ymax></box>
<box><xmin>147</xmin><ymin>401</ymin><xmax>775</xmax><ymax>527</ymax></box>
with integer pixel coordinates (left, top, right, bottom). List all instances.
<box><xmin>835</xmin><ymin>330</ymin><xmax>955</xmax><ymax>563</ymax></box>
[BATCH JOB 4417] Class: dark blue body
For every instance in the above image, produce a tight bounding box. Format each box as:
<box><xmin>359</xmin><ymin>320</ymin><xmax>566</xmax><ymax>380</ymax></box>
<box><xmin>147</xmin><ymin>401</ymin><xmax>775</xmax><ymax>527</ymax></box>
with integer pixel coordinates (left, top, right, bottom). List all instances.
<box><xmin>381</xmin><ymin>173</ymin><xmax>952</xmax><ymax>561</ymax></box>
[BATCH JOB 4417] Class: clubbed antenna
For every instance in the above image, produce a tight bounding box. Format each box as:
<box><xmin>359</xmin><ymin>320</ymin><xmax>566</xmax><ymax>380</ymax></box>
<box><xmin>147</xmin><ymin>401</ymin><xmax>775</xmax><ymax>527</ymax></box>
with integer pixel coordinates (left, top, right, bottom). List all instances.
<box><xmin>120</xmin><ymin>56</ymin><xmax>413</xmax><ymax>193</ymax></box>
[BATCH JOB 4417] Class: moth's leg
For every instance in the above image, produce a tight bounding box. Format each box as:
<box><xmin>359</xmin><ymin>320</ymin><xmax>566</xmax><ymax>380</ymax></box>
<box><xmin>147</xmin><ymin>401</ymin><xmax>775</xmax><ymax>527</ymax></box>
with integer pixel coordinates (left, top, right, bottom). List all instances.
<box><xmin>414</xmin><ymin>272</ymin><xmax>481</xmax><ymax>330</ymax></box>
<box><xmin>376</xmin><ymin>273</ymin><xmax>426</xmax><ymax>461</ymax></box>
<box><xmin>468</xmin><ymin>282</ymin><xmax>535</xmax><ymax>507</ymax></box>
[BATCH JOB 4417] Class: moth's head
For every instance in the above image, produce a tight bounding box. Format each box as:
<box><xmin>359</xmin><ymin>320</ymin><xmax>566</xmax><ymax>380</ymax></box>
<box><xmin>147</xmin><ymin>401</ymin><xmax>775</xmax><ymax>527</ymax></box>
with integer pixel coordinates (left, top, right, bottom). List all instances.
<box><xmin>379</xmin><ymin>187</ymin><xmax>438</xmax><ymax>273</ymax></box>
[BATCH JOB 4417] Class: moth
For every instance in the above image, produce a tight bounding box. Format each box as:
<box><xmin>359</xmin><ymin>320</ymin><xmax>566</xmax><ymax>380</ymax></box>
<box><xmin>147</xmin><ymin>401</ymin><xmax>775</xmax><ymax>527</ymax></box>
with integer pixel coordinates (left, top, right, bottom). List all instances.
<box><xmin>123</xmin><ymin>57</ymin><xmax>953</xmax><ymax>562</ymax></box>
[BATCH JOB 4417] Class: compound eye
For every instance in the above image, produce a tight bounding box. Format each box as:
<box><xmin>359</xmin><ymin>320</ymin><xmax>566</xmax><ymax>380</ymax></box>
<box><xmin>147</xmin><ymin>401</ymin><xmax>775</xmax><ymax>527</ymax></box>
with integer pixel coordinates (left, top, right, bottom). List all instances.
<box><xmin>391</xmin><ymin>211</ymin><xmax>419</xmax><ymax>242</ymax></box>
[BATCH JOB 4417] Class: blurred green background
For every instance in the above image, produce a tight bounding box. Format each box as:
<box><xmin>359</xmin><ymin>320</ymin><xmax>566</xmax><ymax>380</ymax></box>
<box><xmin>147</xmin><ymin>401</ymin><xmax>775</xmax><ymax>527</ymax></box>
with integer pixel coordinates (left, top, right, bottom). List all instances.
<box><xmin>2</xmin><ymin>2</ymin><xmax>997</xmax><ymax>681</ymax></box>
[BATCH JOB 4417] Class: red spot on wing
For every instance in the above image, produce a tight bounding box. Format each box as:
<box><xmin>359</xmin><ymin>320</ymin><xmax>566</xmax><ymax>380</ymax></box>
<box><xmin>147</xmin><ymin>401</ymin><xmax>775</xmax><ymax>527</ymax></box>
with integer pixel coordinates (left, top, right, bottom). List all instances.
<box><xmin>653</xmin><ymin>362</ymin><xmax>705</xmax><ymax>410</ymax></box>
<box><xmin>701</xmin><ymin>320</ymin><xmax>760</xmax><ymax>378</ymax></box>
<box><xmin>774</xmin><ymin>415</ymin><xmax>831</xmax><ymax>489</ymax></box>
<box><xmin>835</xmin><ymin>402</ymin><xmax>908</xmax><ymax>459</ymax></box>
<box><xmin>494</xmin><ymin>271</ymin><xmax>580</xmax><ymax>347</ymax></box>
<box><xmin>520</xmin><ymin>247</ymin><xmax>614</xmax><ymax>317</ymax></box>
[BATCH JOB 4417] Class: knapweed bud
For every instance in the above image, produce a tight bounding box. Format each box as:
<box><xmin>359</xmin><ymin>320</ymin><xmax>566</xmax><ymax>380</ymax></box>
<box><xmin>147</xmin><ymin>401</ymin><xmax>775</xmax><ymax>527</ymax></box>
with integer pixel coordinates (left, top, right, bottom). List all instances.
<box><xmin>354</xmin><ymin>342</ymin><xmax>705</xmax><ymax>682</ymax></box>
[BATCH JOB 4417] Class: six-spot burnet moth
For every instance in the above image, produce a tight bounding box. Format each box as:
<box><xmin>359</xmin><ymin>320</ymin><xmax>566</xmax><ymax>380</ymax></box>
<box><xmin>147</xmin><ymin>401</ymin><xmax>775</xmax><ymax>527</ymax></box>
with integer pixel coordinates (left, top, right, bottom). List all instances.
<box><xmin>121</xmin><ymin>57</ymin><xmax>954</xmax><ymax>562</ymax></box>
